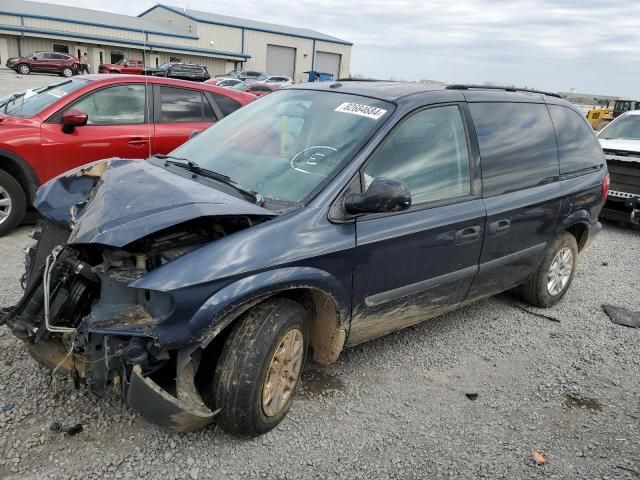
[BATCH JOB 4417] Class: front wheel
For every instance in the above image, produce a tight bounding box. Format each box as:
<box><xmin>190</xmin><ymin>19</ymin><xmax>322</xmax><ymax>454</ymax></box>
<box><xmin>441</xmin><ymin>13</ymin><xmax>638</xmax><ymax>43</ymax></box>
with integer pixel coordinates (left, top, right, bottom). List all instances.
<box><xmin>0</xmin><ymin>169</ymin><xmax>27</xmax><ymax>237</ymax></box>
<box><xmin>210</xmin><ymin>298</ymin><xmax>308</xmax><ymax>437</ymax></box>
<box><xmin>61</xmin><ymin>67</ymin><xmax>73</xmax><ymax>77</ymax></box>
<box><xmin>519</xmin><ymin>232</ymin><xmax>578</xmax><ymax>307</ymax></box>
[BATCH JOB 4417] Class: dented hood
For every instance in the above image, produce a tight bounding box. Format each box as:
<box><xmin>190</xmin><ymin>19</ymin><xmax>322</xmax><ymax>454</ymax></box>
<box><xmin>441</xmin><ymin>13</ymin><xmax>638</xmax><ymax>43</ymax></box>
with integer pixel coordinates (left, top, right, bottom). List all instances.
<box><xmin>35</xmin><ymin>158</ymin><xmax>276</xmax><ymax>247</ymax></box>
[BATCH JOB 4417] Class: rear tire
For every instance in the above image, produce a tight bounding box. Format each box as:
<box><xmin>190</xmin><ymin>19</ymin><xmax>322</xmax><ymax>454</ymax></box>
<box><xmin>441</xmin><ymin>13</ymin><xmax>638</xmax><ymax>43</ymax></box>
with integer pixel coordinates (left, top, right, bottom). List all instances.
<box><xmin>0</xmin><ymin>169</ymin><xmax>27</xmax><ymax>237</ymax></box>
<box><xmin>210</xmin><ymin>298</ymin><xmax>309</xmax><ymax>437</ymax></box>
<box><xmin>17</xmin><ymin>63</ymin><xmax>30</xmax><ymax>75</ymax></box>
<box><xmin>519</xmin><ymin>232</ymin><xmax>578</xmax><ymax>307</ymax></box>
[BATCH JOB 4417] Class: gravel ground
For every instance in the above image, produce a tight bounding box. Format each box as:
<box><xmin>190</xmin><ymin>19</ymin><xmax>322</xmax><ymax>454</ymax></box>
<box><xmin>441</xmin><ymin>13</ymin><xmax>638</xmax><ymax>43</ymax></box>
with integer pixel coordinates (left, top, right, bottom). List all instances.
<box><xmin>1</xmin><ymin>224</ymin><xmax>639</xmax><ymax>480</ymax></box>
<box><xmin>1</xmin><ymin>73</ymin><xmax>640</xmax><ymax>479</ymax></box>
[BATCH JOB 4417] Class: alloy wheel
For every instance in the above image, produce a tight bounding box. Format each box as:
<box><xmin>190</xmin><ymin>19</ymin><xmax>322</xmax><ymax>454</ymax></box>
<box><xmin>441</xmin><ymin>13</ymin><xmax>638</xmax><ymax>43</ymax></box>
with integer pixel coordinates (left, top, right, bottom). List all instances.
<box><xmin>547</xmin><ymin>247</ymin><xmax>573</xmax><ymax>296</ymax></box>
<box><xmin>261</xmin><ymin>328</ymin><xmax>304</xmax><ymax>417</ymax></box>
<box><xmin>18</xmin><ymin>65</ymin><xmax>30</xmax><ymax>75</ymax></box>
<box><xmin>0</xmin><ymin>184</ymin><xmax>13</xmax><ymax>226</ymax></box>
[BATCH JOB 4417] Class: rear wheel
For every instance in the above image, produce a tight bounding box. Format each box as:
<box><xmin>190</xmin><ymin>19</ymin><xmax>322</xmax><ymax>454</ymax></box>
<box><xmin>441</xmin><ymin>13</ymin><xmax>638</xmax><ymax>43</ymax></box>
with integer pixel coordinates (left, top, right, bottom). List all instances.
<box><xmin>520</xmin><ymin>232</ymin><xmax>578</xmax><ymax>307</ymax></box>
<box><xmin>0</xmin><ymin>169</ymin><xmax>27</xmax><ymax>237</ymax></box>
<box><xmin>210</xmin><ymin>298</ymin><xmax>308</xmax><ymax>437</ymax></box>
<box><xmin>17</xmin><ymin>63</ymin><xmax>30</xmax><ymax>75</ymax></box>
<box><xmin>61</xmin><ymin>67</ymin><xmax>73</xmax><ymax>77</ymax></box>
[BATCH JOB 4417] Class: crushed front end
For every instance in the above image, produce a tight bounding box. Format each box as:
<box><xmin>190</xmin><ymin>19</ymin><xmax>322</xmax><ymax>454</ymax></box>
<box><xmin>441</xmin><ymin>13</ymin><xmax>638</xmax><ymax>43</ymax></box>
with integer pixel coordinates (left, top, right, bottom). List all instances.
<box><xmin>0</xmin><ymin>159</ymin><xmax>276</xmax><ymax>432</ymax></box>
<box><xmin>1</xmin><ymin>220</ymin><xmax>219</xmax><ymax>431</ymax></box>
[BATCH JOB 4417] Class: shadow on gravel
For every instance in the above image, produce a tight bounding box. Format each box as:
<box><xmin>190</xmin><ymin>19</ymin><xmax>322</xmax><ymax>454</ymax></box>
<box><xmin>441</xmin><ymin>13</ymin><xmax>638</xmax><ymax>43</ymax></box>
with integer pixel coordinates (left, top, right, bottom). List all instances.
<box><xmin>298</xmin><ymin>369</ymin><xmax>345</xmax><ymax>398</ymax></box>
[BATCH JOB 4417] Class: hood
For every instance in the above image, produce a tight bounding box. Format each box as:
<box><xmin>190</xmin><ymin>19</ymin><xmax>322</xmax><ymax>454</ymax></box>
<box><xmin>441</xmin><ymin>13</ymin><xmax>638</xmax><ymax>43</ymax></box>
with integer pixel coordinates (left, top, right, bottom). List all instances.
<box><xmin>599</xmin><ymin>138</ymin><xmax>640</xmax><ymax>154</ymax></box>
<box><xmin>35</xmin><ymin>159</ymin><xmax>276</xmax><ymax>247</ymax></box>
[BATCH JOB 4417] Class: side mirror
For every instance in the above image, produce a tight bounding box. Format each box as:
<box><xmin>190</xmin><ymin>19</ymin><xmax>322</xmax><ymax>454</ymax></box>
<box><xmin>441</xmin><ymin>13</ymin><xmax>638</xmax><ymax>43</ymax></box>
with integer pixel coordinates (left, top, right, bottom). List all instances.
<box><xmin>344</xmin><ymin>177</ymin><xmax>411</xmax><ymax>215</ymax></box>
<box><xmin>61</xmin><ymin>108</ymin><xmax>88</xmax><ymax>133</ymax></box>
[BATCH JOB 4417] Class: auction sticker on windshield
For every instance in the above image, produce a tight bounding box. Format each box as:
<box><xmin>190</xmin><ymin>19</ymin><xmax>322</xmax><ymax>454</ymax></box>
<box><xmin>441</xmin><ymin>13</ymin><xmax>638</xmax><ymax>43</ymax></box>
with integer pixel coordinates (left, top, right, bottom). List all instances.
<box><xmin>335</xmin><ymin>102</ymin><xmax>387</xmax><ymax>120</ymax></box>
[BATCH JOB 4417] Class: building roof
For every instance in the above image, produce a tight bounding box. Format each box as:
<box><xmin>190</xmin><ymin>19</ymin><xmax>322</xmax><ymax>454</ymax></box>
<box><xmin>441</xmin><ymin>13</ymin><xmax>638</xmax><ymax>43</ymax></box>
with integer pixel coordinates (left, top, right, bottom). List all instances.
<box><xmin>0</xmin><ymin>0</ymin><xmax>191</xmax><ymax>38</ymax></box>
<box><xmin>142</xmin><ymin>4</ymin><xmax>352</xmax><ymax>45</ymax></box>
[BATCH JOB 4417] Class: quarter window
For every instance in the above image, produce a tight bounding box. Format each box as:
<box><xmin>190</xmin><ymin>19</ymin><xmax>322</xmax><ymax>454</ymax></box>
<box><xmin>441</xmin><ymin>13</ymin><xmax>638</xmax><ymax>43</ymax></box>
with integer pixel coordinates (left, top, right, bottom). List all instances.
<box><xmin>71</xmin><ymin>85</ymin><xmax>146</xmax><ymax>125</ymax></box>
<box><xmin>363</xmin><ymin>105</ymin><xmax>471</xmax><ymax>205</ymax></box>
<box><xmin>548</xmin><ymin>105</ymin><xmax>603</xmax><ymax>174</ymax></box>
<box><xmin>469</xmin><ymin>103</ymin><xmax>559</xmax><ymax>196</ymax></box>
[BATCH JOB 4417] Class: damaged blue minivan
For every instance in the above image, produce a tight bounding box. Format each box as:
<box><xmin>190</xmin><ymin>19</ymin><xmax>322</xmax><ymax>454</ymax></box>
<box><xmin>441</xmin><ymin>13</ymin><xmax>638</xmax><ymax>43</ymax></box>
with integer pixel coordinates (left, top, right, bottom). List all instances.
<box><xmin>1</xmin><ymin>82</ymin><xmax>607</xmax><ymax>436</ymax></box>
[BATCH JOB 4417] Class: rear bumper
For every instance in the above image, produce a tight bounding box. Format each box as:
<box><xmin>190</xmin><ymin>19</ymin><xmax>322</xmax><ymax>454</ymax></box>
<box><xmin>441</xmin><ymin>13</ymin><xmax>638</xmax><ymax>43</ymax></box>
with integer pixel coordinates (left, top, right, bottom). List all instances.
<box><xmin>601</xmin><ymin>194</ymin><xmax>640</xmax><ymax>226</ymax></box>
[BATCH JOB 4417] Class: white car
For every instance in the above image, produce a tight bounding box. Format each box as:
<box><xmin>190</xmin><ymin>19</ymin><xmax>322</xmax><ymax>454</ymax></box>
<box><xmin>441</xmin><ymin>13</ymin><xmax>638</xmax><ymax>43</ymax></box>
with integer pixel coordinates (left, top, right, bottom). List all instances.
<box><xmin>207</xmin><ymin>78</ymin><xmax>243</xmax><ymax>88</ymax></box>
<box><xmin>250</xmin><ymin>75</ymin><xmax>293</xmax><ymax>87</ymax></box>
<box><xmin>597</xmin><ymin>111</ymin><xmax>640</xmax><ymax>226</ymax></box>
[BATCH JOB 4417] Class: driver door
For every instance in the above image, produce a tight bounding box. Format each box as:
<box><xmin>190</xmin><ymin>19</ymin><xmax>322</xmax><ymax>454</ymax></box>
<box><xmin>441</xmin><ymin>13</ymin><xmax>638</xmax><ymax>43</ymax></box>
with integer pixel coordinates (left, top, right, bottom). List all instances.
<box><xmin>40</xmin><ymin>83</ymin><xmax>152</xmax><ymax>179</ymax></box>
<box><xmin>348</xmin><ymin>104</ymin><xmax>485</xmax><ymax>345</ymax></box>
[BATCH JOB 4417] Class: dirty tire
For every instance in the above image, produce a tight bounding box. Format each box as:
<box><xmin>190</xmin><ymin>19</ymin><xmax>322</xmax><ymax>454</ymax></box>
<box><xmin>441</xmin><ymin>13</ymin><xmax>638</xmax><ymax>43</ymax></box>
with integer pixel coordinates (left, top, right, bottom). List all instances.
<box><xmin>211</xmin><ymin>298</ymin><xmax>308</xmax><ymax>437</ymax></box>
<box><xmin>520</xmin><ymin>232</ymin><xmax>578</xmax><ymax>308</ymax></box>
<box><xmin>0</xmin><ymin>169</ymin><xmax>27</xmax><ymax>237</ymax></box>
<box><xmin>17</xmin><ymin>63</ymin><xmax>31</xmax><ymax>75</ymax></box>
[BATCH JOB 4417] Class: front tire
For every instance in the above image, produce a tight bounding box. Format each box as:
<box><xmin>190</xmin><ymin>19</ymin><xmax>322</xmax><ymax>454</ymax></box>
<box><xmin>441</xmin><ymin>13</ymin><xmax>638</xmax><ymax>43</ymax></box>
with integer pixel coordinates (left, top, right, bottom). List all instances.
<box><xmin>519</xmin><ymin>232</ymin><xmax>578</xmax><ymax>307</ymax></box>
<box><xmin>17</xmin><ymin>63</ymin><xmax>30</xmax><ymax>75</ymax></box>
<box><xmin>0</xmin><ymin>169</ymin><xmax>27</xmax><ymax>237</ymax></box>
<box><xmin>61</xmin><ymin>67</ymin><xmax>73</xmax><ymax>77</ymax></box>
<box><xmin>210</xmin><ymin>298</ymin><xmax>308</xmax><ymax>437</ymax></box>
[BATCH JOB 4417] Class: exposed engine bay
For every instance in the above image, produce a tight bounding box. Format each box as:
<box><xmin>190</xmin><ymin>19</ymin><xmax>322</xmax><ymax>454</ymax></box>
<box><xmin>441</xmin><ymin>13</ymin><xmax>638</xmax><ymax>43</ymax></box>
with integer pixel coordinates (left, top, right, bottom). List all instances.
<box><xmin>1</xmin><ymin>214</ymin><xmax>268</xmax><ymax>431</ymax></box>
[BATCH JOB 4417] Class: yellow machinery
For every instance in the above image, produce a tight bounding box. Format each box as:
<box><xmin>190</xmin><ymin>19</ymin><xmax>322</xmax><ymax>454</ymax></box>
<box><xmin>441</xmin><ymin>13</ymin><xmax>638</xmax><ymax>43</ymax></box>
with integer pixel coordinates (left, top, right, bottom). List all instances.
<box><xmin>586</xmin><ymin>107</ymin><xmax>613</xmax><ymax>130</ymax></box>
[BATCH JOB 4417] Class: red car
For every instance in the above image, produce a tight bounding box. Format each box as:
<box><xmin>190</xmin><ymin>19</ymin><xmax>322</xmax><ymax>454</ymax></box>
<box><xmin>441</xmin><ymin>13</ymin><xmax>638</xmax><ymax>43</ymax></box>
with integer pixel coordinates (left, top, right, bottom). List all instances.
<box><xmin>0</xmin><ymin>75</ymin><xmax>254</xmax><ymax>235</ymax></box>
<box><xmin>98</xmin><ymin>59</ymin><xmax>145</xmax><ymax>74</ymax></box>
<box><xmin>232</xmin><ymin>82</ymin><xmax>277</xmax><ymax>97</ymax></box>
<box><xmin>5</xmin><ymin>51</ymin><xmax>79</xmax><ymax>77</ymax></box>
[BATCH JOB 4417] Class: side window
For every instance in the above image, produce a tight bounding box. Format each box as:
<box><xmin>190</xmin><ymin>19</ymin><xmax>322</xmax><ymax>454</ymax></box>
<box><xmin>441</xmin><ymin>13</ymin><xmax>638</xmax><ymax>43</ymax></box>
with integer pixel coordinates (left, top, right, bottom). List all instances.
<box><xmin>43</xmin><ymin>53</ymin><xmax>54</xmax><ymax>60</ymax></box>
<box><xmin>160</xmin><ymin>86</ymin><xmax>204</xmax><ymax>123</ymax></box>
<box><xmin>469</xmin><ymin>102</ymin><xmax>558</xmax><ymax>196</ymax></box>
<box><xmin>548</xmin><ymin>105</ymin><xmax>603</xmax><ymax>175</ymax></box>
<box><xmin>363</xmin><ymin>105</ymin><xmax>471</xmax><ymax>205</ymax></box>
<box><xmin>71</xmin><ymin>85</ymin><xmax>146</xmax><ymax>125</ymax></box>
<box><xmin>209</xmin><ymin>92</ymin><xmax>243</xmax><ymax>116</ymax></box>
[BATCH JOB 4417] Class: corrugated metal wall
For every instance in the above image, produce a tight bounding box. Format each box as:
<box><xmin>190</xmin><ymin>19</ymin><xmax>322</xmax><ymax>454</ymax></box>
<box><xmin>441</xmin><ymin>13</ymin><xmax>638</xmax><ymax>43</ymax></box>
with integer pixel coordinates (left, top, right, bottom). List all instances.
<box><xmin>0</xmin><ymin>8</ymin><xmax>352</xmax><ymax>82</ymax></box>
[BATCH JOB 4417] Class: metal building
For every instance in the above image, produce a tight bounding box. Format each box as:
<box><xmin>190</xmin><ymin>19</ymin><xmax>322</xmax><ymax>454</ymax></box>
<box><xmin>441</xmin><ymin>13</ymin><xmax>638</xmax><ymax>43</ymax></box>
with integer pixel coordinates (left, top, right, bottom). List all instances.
<box><xmin>0</xmin><ymin>0</ymin><xmax>352</xmax><ymax>82</ymax></box>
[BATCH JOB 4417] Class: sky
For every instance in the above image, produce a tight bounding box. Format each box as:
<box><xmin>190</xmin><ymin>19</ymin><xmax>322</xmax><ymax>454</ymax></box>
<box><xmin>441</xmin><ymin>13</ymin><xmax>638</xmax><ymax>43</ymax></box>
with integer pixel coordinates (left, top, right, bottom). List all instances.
<box><xmin>43</xmin><ymin>0</ymin><xmax>639</xmax><ymax>97</ymax></box>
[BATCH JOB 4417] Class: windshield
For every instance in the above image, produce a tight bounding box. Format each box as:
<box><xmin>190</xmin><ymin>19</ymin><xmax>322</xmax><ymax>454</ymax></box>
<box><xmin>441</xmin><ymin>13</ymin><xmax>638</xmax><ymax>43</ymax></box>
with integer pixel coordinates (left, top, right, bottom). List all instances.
<box><xmin>170</xmin><ymin>89</ymin><xmax>394</xmax><ymax>203</ymax></box>
<box><xmin>3</xmin><ymin>79</ymin><xmax>91</xmax><ymax>118</ymax></box>
<box><xmin>256</xmin><ymin>74</ymin><xmax>269</xmax><ymax>81</ymax></box>
<box><xmin>231</xmin><ymin>82</ymin><xmax>247</xmax><ymax>90</ymax></box>
<box><xmin>159</xmin><ymin>63</ymin><xmax>172</xmax><ymax>70</ymax></box>
<box><xmin>599</xmin><ymin>115</ymin><xmax>640</xmax><ymax>140</ymax></box>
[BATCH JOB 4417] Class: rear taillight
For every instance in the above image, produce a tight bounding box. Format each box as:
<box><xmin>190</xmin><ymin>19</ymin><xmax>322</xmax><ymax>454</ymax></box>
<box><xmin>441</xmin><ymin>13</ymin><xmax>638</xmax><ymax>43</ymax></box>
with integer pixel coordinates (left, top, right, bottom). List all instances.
<box><xmin>602</xmin><ymin>172</ymin><xmax>610</xmax><ymax>204</ymax></box>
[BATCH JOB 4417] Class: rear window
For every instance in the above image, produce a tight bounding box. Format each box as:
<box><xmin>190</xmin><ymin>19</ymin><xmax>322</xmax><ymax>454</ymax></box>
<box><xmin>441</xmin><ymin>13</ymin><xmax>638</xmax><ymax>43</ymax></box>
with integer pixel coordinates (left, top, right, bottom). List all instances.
<box><xmin>548</xmin><ymin>105</ymin><xmax>603</xmax><ymax>175</ymax></box>
<box><xmin>469</xmin><ymin>102</ymin><xmax>559</xmax><ymax>196</ymax></box>
<box><xmin>209</xmin><ymin>92</ymin><xmax>243</xmax><ymax>116</ymax></box>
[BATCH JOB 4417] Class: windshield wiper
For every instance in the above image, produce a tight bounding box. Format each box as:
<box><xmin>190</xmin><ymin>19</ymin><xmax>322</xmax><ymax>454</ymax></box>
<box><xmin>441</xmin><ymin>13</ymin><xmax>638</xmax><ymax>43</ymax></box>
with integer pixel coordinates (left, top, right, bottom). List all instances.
<box><xmin>2</xmin><ymin>93</ymin><xmax>25</xmax><ymax>112</ymax></box>
<box><xmin>155</xmin><ymin>154</ymin><xmax>262</xmax><ymax>204</ymax></box>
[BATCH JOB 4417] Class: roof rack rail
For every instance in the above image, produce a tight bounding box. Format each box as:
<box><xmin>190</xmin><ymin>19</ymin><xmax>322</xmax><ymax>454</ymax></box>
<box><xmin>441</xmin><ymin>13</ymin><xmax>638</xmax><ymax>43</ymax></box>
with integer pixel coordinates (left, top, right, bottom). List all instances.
<box><xmin>445</xmin><ymin>84</ymin><xmax>562</xmax><ymax>99</ymax></box>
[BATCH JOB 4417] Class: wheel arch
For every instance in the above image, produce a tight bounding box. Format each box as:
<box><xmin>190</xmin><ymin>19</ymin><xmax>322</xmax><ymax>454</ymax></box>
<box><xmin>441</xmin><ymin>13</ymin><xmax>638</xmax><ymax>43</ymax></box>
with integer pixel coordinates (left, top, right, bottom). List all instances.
<box><xmin>0</xmin><ymin>149</ymin><xmax>39</xmax><ymax>204</ymax></box>
<box><xmin>169</xmin><ymin>267</ymin><xmax>351</xmax><ymax>365</ymax></box>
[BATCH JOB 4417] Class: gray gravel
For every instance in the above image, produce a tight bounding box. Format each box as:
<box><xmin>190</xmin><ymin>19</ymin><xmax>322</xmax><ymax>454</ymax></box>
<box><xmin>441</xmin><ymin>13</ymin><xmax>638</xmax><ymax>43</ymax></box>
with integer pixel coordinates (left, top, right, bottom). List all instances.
<box><xmin>1</xmin><ymin>224</ymin><xmax>640</xmax><ymax>479</ymax></box>
<box><xmin>1</xmin><ymin>73</ymin><xmax>640</xmax><ymax>479</ymax></box>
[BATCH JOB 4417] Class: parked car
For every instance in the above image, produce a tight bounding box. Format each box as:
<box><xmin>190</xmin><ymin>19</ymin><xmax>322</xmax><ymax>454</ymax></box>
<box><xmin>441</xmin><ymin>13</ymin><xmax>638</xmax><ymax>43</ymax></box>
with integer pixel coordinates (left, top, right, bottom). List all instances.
<box><xmin>6</xmin><ymin>51</ymin><xmax>79</xmax><ymax>77</ymax></box>
<box><xmin>232</xmin><ymin>82</ymin><xmax>277</xmax><ymax>97</ymax></box>
<box><xmin>597</xmin><ymin>111</ymin><xmax>640</xmax><ymax>226</ymax></box>
<box><xmin>0</xmin><ymin>82</ymin><xmax>606</xmax><ymax>438</ymax></box>
<box><xmin>207</xmin><ymin>78</ymin><xmax>243</xmax><ymax>88</ymax></box>
<box><xmin>250</xmin><ymin>75</ymin><xmax>293</xmax><ymax>87</ymax></box>
<box><xmin>98</xmin><ymin>59</ymin><xmax>144</xmax><ymax>74</ymax></box>
<box><xmin>215</xmin><ymin>69</ymin><xmax>263</xmax><ymax>81</ymax></box>
<box><xmin>146</xmin><ymin>63</ymin><xmax>210</xmax><ymax>82</ymax></box>
<box><xmin>0</xmin><ymin>75</ymin><xmax>254</xmax><ymax>235</ymax></box>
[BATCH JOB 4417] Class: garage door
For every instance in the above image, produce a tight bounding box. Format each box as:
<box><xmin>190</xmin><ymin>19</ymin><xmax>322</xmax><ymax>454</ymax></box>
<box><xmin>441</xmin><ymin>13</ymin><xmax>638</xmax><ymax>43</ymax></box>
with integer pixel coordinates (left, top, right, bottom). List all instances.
<box><xmin>315</xmin><ymin>52</ymin><xmax>341</xmax><ymax>80</ymax></box>
<box><xmin>266</xmin><ymin>45</ymin><xmax>296</xmax><ymax>77</ymax></box>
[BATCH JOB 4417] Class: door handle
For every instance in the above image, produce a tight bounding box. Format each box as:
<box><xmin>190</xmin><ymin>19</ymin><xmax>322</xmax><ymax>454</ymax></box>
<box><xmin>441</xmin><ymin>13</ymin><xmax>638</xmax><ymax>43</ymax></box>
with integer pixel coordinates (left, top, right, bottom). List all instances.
<box><xmin>455</xmin><ymin>225</ymin><xmax>481</xmax><ymax>244</ymax></box>
<box><xmin>128</xmin><ymin>137</ymin><xmax>149</xmax><ymax>146</ymax></box>
<box><xmin>488</xmin><ymin>219</ymin><xmax>511</xmax><ymax>236</ymax></box>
